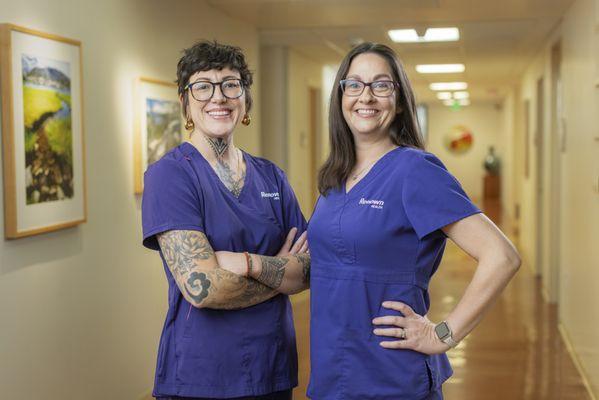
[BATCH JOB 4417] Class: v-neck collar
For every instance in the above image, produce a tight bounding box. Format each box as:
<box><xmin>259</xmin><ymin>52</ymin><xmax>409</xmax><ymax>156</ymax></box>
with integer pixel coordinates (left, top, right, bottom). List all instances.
<box><xmin>182</xmin><ymin>141</ymin><xmax>252</xmax><ymax>202</ymax></box>
<box><xmin>344</xmin><ymin>146</ymin><xmax>401</xmax><ymax>197</ymax></box>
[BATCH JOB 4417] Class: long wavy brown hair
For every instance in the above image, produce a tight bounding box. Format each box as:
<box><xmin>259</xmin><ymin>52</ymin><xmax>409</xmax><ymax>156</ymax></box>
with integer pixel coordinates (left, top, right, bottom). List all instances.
<box><xmin>318</xmin><ymin>42</ymin><xmax>425</xmax><ymax>195</ymax></box>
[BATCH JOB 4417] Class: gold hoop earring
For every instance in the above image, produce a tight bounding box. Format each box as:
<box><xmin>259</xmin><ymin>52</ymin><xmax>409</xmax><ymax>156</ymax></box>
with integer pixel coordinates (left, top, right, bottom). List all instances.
<box><xmin>185</xmin><ymin>119</ymin><xmax>194</xmax><ymax>130</ymax></box>
<box><xmin>241</xmin><ymin>114</ymin><xmax>251</xmax><ymax>126</ymax></box>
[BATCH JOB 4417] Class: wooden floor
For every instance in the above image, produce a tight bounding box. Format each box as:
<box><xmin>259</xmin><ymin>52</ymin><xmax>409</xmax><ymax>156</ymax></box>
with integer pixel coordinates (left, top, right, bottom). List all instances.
<box><xmin>290</xmin><ymin>200</ymin><xmax>592</xmax><ymax>400</ymax></box>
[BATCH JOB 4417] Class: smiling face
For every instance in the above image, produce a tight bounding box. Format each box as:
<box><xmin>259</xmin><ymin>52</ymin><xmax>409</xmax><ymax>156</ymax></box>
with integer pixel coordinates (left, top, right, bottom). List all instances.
<box><xmin>186</xmin><ymin>67</ymin><xmax>246</xmax><ymax>139</ymax></box>
<box><xmin>341</xmin><ymin>52</ymin><xmax>399</xmax><ymax>140</ymax></box>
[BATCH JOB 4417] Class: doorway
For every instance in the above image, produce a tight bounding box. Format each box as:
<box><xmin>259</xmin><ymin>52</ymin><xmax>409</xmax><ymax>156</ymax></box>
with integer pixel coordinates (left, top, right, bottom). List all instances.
<box><xmin>535</xmin><ymin>77</ymin><xmax>545</xmax><ymax>282</ymax></box>
<box><xmin>547</xmin><ymin>42</ymin><xmax>563</xmax><ymax>304</ymax></box>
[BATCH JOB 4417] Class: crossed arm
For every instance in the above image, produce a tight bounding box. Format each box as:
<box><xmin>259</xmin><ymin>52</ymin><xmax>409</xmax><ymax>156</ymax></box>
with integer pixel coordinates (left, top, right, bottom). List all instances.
<box><xmin>157</xmin><ymin>228</ymin><xmax>310</xmax><ymax>310</ymax></box>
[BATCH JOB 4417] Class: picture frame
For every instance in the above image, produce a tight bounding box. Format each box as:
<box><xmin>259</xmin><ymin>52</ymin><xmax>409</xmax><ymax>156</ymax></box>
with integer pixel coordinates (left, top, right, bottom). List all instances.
<box><xmin>0</xmin><ymin>24</ymin><xmax>86</xmax><ymax>239</ymax></box>
<box><xmin>133</xmin><ymin>77</ymin><xmax>184</xmax><ymax>194</ymax></box>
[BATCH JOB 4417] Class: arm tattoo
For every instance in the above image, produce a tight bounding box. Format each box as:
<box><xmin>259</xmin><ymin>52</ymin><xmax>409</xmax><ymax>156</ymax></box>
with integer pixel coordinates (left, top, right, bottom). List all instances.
<box><xmin>209</xmin><ymin>275</ymin><xmax>276</xmax><ymax>309</ymax></box>
<box><xmin>258</xmin><ymin>256</ymin><xmax>288</xmax><ymax>289</ymax></box>
<box><xmin>158</xmin><ymin>231</ymin><xmax>214</xmax><ymax>275</ymax></box>
<box><xmin>294</xmin><ymin>254</ymin><xmax>311</xmax><ymax>284</ymax></box>
<box><xmin>157</xmin><ymin>230</ymin><xmax>277</xmax><ymax>309</ymax></box>
<box><xmin>185</xmin><ymin>272</ymin><xmax>211</xmax><ymax>303</ymax></box>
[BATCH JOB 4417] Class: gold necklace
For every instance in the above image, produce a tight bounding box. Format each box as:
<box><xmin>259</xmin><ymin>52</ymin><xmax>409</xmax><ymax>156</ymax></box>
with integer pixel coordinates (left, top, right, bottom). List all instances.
<box><xmin>351</xmin><ymin>159</ymin><xmax>378</xmax><ymax>181</ymax></box>
<box><xmin>351</xmin><ymin>146</ymin><xmax>398</xmax><ymax>181</ymax></box>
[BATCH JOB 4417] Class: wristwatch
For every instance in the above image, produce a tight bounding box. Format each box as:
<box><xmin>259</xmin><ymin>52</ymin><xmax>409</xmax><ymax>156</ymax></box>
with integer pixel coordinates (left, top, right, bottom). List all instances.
<box><xmin>434</xmin><ymin>321</ymin><xmax>459</xmax><ymax>348</ymax></box>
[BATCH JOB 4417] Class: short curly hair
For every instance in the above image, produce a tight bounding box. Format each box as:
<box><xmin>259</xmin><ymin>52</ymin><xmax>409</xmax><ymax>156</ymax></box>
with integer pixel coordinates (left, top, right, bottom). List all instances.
<box><xmin>176</xmin><ymin>40</ymin><xmax>253</xmax><ymax>120</ymax></box>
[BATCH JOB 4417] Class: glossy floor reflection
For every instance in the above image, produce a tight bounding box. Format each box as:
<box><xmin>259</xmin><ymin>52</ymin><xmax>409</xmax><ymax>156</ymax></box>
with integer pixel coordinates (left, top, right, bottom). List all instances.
<box><xmin>291</xmin><ymin>200</ymin><xmax>591</xmax><ymax>399</ymax></box>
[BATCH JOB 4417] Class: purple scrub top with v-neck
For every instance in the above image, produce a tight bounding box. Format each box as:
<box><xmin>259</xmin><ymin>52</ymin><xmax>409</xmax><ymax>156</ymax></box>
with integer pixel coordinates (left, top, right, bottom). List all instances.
<box><xmin>306</xmin><ymin>147</ymin><xmax>481</xmax><ymax>400</ymax></box>
<box><xmin>142</xmin><ymin>142</ymin><xmax>307</xmax><ymax>399</ymax></box>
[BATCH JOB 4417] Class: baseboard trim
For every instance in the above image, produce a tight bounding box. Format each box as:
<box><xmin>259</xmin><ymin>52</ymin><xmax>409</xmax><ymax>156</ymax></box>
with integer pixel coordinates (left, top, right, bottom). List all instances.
<box><xmin>558</xmin><ymin>323</ymin><xmax>597</xmax><ymax>400</ymax></box>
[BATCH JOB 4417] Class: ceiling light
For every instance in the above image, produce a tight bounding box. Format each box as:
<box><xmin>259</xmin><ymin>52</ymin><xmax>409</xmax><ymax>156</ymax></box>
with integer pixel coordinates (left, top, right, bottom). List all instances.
<box><xmin>443</xmin><ymin>100</ymin><xmax>455</xmax><ymax>106</ymax></box>
<box><xmin>429</xmin><ymin>82</ymin><xmax>468</xmax><ymax>91</ymax></box>
<box><xmin>453</xmin><ymin>91</ymin><xmax>470</xmax><ymax>99</ymax></box>
<box><xmin>388</xmin><ymin>27</ymin><xmax>460</xmax><ymax>43</ymax></box>
<box><xmin>417</xmin><ymin>64</ymin><xmax>465</xmax><ymax>74</ymax></box>
<box><xmin>458</xmin><ymin>99</ymin><xmax>471</xmax><ymax>106</ymax></box>
<box><xmin>424</xmin><ymin>28</ymin><xmax>460</xmax><ymax>42</ymax></box>
<box><xmin>387</xmin><ymin>29</ymin><xmax>420</xmax><ymax>43</ymax></box>
<box><xmin>437</xmin><ymin>92</ymin><xmax>453</xmax><ymax>100</ymax></box>
<box><xmin>416</xmin><ymin>64</ymin><xmax>465</xmax><ymax>74</ymax></box>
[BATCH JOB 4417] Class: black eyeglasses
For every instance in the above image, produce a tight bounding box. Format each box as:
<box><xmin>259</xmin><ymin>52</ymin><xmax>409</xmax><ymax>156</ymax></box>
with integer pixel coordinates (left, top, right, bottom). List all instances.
<box><xmin>185</xmin><ymin>78</ymin><xmax>244</xmax><ymax>101</ymax></box>
<box><xmin>340</xmin><ymin>79</ymin><xmax>397</xmax><ymax>97</ymax></box>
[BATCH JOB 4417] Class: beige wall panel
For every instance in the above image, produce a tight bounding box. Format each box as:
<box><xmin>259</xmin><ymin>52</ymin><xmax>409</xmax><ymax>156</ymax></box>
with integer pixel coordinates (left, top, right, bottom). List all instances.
<box><xmin>0</xmin><ymin>1</ymin><xmax>260</xmax><ymax>399</ymax></box>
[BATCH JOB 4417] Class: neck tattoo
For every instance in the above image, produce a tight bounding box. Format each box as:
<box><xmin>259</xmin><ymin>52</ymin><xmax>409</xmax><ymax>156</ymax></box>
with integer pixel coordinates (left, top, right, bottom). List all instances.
<box><xmin>203</xmin><ymin>135</ymin><xmax>245</xmax><ymax>198</ymax></box>
<box><xmin>204</xmin><ymin>136</ymin><xmax>229</xmax><ymax>159</ymax></box>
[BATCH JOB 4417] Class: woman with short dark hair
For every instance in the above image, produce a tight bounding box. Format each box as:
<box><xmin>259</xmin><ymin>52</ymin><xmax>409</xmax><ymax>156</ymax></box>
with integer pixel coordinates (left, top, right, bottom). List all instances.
<box><xmin>307</xmin><ymin>42</ymin><xmax>520</xmax><ymax>399</ymax></box>
<box><xmin>142</xmin><ymin>40</ymin><xmax>311</xmax><ymax>400</ymax></box>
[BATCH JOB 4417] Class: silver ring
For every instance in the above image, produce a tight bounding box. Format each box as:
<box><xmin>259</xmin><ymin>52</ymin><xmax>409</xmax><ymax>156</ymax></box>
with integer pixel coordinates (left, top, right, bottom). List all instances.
<box><xmin>399</xmin><ymin>328</ymin><xmax>406</xmax><ymax>340</ymax></box>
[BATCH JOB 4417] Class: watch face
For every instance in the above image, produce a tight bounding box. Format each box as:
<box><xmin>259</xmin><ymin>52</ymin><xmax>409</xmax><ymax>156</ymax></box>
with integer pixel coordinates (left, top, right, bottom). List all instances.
<box><xmin>435</xmin><ymin>322</ymin><xmax>450</xmax><ymax>339</ymax></box>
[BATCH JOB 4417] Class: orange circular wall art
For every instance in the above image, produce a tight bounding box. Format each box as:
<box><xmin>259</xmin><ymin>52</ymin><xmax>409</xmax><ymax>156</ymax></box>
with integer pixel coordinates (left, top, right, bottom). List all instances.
<box><xmin>444</xmin><ymin>125</ymin><xmax>473</xmax><ymax>154</ymax></box>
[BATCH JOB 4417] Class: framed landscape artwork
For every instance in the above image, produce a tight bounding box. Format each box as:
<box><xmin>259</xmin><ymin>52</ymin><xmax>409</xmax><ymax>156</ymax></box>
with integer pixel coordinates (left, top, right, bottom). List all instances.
<box><xmin>0</xmin><ymin>24</ymin><xmax>86</xmax><ymax>239</ymax></box>
<box><xmin>133</xmin><ymin>77</ymin><xmax>184</xmax><ymax>194</ymax></box>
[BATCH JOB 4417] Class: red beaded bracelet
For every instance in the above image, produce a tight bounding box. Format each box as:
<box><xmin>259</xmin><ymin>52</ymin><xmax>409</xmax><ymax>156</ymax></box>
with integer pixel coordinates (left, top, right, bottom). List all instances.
<box><xmin>243</xmin><ymin>252</ymin><xmax>252</xmax><ymax>277</ymax></box>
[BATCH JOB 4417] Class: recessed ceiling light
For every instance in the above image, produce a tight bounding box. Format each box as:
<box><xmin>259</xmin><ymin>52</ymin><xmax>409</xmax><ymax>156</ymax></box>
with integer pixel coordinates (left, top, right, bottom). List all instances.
<box><xmin>416</xmin><ymin>64</ymin><xmax>465</xmax><ymax>74</ymax></box>
<box><xmin>424</xmin><ymin>28</ymin><xmax>460</xmax><ymax>42</ymax></box>
<box><xmin>453</xmin><ymin>91</ymin><xmax>470</xmax><ymax>99</ymax></box>
<box><xmin>437</xmin><ymin>92</ymin><xmax>453</xmax><ymax>100</ymax></box>
<box><xmin>430</xmin><ymin>82</ymin><xmax>468</xmax><ymax>91</ymax></box>
<box><xmin>388</xmin><ymin>27</ymin><xmax>460</xmax><ymax>43</ymax></box>
<box><xmin>387</xmin><ymin>29</ymin><xmax>420</xmax><ymax>43</ymax></box>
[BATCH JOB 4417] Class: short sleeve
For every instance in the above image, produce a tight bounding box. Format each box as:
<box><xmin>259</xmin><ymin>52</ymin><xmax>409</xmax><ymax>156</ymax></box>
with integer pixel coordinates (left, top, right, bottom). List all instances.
<box><xmin>402</xmin><ymin>152</ymin><xmax>481</xmax><ymax>240</ymax></box>
<box><xmin>141</xmin><ymin>158</ymin><xmax>205</xmax><ymax>250</ymax></box>
<box><xmin>275</xmin><ymin>167</ymin><xmax>308</xmax><ymax>238</ymax></box>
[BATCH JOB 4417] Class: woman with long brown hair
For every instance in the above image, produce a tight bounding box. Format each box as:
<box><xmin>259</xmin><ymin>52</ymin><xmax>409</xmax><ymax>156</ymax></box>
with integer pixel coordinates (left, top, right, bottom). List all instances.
<box><xmin>306</xmin><ymin>42</ymin><xmax>520</xmax><ymax>399</ymax></box>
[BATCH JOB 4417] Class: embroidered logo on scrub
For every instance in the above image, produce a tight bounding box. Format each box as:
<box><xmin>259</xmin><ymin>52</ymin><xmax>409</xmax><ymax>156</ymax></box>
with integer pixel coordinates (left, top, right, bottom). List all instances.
<box><xmin>261</xmin><ymin>191</ymin><xmax>280</xmax><ymax>200</ymax></box>
<box><xmin>359</xmin><ymin>197</ymin><xmax>384</xmax><ymax>209</ymax></box>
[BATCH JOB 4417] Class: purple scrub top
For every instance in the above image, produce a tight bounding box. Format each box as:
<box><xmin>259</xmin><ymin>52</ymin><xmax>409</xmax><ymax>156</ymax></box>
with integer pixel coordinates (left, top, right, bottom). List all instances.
<box><xmin>306</xmin><ymin>147</ymin><xmax>481</xmax><ymax>400</ymax></box>
<box><xmin>142</xmin><ymin>142</ymin><xmax>307</xmax><ymax>399</ymax></box>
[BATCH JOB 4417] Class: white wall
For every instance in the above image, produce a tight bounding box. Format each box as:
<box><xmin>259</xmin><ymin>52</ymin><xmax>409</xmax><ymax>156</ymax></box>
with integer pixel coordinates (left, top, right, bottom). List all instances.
<box><xmin>514</xmin><ymin>0</ymin><xmax>599</xmax><ymax>396</ymax></box>
<box><xmin>427</xmin><ymin>104</ymin><xmax>503</xmax><ymax>204</ymax></box>
<box><xmin>556</xmin><ymin>0</ymin><xmax>599</xmax><ymax>394</ymax></box>
<box><xmin>286</xmin><ymin>50</ymin><xmax>322</xmax><ymax>216</ymax></box>
<box><xmin>0</xmin><ymin>1</ymin><xmax>260</xmax><ymax>399</ymax></box>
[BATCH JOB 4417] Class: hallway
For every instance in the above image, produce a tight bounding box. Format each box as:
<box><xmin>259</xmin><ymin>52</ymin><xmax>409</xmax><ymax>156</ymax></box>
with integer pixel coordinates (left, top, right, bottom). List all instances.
<box><xmin>1</xmin><ymin>1</ymin><xmax>598</xmax><ymax>399</ymax></box>
<box><xmin>291</xmin><ymin>202</ymin><xmax>591</xmax><ymax>399</ymax></box>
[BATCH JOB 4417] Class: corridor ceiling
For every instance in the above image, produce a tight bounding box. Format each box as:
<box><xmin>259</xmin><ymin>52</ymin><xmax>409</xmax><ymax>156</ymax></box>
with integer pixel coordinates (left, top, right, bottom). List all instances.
<box><xmin>207</xmin><ymin>0</ymin><xmax>576</xmax><ymax>104</ymax></box>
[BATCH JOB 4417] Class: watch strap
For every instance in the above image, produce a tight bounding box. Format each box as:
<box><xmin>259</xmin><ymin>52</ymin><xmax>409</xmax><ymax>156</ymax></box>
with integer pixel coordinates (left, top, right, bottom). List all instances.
<box><xmin>442</xmin><ymin>334</ymin><xmax>459</xmax><ymax>348</ymax></box>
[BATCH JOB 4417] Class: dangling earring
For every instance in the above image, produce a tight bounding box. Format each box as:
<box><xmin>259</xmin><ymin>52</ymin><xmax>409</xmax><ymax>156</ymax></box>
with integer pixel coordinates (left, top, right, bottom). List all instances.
<box><xmin>241</xmin><ymin>114</ymin><xmax>251</xmax><ymax>126</ymax></box>
<box><xmin>185</xmin><ymin>118</ymin><xmax>194</xmax><ymax>130</ymax></box>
